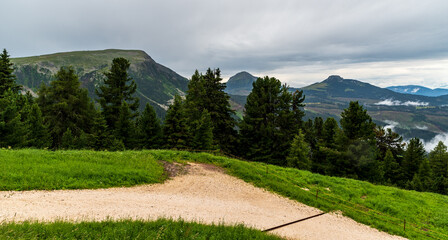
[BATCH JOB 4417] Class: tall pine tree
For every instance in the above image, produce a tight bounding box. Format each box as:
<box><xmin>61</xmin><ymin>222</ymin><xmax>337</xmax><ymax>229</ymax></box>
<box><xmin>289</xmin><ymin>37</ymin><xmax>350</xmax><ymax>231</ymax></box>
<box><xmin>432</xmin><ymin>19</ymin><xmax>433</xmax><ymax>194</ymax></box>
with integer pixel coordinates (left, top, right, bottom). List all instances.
<box><xmin>136</xmin><ymin>103</ymin><xmax>162</xmax><ymax>149</ymax></box>
<box><xmin>0</xmin><ymin>49</ymin><xmax>21</xmax><ymax>96</ymax></box>
<box><xmin>163</xmin><ymin>95</ymin><xmax>190</xmax><ymax>149</ymax></box>
<box><xmin>96</xmin><ymin>57</ymin><xmax>139</xmax><ymax>130</ymax></box>
<box><xmin>37</xmin><ymin>66</ymin><xmax>96</xmax><ymax>148</ymax></box>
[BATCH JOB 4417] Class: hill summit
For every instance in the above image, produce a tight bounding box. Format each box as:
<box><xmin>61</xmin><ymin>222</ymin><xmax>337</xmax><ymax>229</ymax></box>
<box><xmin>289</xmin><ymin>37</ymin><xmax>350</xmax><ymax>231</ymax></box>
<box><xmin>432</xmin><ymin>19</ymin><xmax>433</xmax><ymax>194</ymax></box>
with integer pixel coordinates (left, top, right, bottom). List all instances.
<box><xmin>12</xmin><ymin>49</ymin><xmax>188</xmax><ymax>117</ymax></box>
<box><xmin>225</xmin><ymin>71</ymin><xmax>257</xmax><ymax>96</ymax></box>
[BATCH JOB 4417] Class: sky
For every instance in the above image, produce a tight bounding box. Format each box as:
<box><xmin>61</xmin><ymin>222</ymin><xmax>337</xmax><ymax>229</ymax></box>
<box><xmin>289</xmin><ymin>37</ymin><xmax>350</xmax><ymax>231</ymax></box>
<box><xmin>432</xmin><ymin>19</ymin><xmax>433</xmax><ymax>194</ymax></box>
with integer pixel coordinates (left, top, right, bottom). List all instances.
<box><xmin>2</xmin><ymin>0</ymin><xmax>448</xmax><ymax>88</ymax></box>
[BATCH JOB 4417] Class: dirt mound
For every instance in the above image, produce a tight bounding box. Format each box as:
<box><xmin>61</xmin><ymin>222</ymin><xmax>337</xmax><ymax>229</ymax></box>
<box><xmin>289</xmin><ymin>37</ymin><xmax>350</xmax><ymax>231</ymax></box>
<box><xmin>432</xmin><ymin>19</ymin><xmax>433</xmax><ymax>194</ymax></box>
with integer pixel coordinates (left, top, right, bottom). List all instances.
<box><xmin>0</xmin><ymin>163</ymin><xmax>405</xmax><ymax>240</ymax></box>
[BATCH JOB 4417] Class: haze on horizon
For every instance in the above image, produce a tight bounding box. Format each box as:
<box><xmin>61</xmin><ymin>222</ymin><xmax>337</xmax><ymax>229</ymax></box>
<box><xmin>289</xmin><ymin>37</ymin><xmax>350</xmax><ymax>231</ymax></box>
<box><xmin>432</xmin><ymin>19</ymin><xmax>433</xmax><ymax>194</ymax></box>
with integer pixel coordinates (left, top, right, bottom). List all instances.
<box><xmin>2</xmin><ymin>0</ymin><xmax>448</xmax><ymax>88</ymax></box>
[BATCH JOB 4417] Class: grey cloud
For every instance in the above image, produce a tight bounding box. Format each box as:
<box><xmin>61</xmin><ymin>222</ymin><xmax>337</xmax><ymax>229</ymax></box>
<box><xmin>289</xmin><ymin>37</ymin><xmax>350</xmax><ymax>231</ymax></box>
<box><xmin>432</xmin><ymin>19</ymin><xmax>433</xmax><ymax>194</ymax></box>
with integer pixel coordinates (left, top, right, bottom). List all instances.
<box><xmin>2</xmin><ymin>0</ymin><xmax>448</xmax><ymax>85</ymax></box>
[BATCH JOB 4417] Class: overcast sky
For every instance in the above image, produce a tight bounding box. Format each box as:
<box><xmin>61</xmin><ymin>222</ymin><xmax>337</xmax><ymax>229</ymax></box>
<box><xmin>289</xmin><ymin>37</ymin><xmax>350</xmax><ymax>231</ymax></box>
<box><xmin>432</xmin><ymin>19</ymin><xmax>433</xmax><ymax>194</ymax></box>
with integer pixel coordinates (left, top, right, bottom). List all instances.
<box><xmin>3</xmin><ymin>0</ymin><xmax>448</xmax><ymax>88</ymax></box>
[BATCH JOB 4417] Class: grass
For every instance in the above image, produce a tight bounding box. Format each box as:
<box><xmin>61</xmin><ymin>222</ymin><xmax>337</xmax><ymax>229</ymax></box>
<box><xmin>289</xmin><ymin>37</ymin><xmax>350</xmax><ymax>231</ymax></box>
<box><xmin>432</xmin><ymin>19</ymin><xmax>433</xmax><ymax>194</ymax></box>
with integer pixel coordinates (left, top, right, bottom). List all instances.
<box><xmin>2</xmin><ymin>149</ymin><xmax>447</xmax><ymax>239</ymax></box>
<box><xmin>0</xmin><ymin>149</ymin><xmax>165</xmax><ymax>190</ymax></box>
<box><xmin>0</xmin><ymin>219</ymin><xmax>283</xmax><ymax>240</ymax></box>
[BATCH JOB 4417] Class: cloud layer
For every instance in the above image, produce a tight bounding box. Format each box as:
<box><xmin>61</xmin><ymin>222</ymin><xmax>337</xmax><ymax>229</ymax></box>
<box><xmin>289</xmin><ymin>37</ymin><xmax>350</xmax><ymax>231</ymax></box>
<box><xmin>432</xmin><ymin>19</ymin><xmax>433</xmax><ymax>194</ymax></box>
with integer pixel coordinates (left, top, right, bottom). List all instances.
<box><xmin>375</xmin><ymin>99</ymin><xmax>429</xmax><ymax>107</ymax></box>
<box><xmin>2</xmin><ymin>0</ymin><xmax>448</xmax><ymax>87</ymax></box>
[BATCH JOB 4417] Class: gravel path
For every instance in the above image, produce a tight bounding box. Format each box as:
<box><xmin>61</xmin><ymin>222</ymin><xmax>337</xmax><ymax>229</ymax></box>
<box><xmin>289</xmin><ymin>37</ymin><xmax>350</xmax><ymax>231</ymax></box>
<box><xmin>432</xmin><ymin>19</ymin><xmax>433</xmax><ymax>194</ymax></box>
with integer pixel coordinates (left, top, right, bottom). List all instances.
<box><xmin>0</xmin><ymin>163</ymin><xmax>406</xmax><ymax>240</ymax></box>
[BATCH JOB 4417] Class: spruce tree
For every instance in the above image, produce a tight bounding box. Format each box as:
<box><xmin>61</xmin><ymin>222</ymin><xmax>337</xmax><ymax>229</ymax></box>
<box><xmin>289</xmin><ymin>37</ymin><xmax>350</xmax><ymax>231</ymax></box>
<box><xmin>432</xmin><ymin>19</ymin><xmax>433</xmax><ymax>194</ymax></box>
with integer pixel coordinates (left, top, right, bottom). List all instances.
<box><xmin>184</xmin><ymin>68</ymin><xmax>236</xmax><ymax>152</ymax></box>
<box><xmin>37</xmin><ymin>66</ymin><xmax>96</xmax><ymax>148</ymax></box>
<box><xmin>0</xmin><ymin>90</ymin><xmax>27</xmax><ymax>148</ymax></box>
<box><xmin>374</xmin><ymin>126</ymin><xmax>405</xmax><ymax>160</ymax></box>
<box><xmin>61</xmin><ymin>128</ymin><xmax>74</xmax><ymax>149</ymax></box>
<box><xmin>114</xmin><ymin>101</ymin><xmax>136</xmax><ymax>149</ymax></box>
<box><xmin>429</xmin><ymin>141</ymin><xmax>448</xmax><ymax>194</ymax></box>
<box><xmin>89</xmin><ymin>109</ymin><xmax>114</xmax><ymax>150</ymax></box>
<box><xmin>240</xmin><ymin>76</ymin><xmax>305</xmax><ymax>165</ymax></box>
<box><xmin>286</xmin><ymin>130</ymin><xmax>311</xmax><ymax>170</ymax></box>
<box><xmin>163</xmin><ymin>95</ymin><xmax>190</xmax><ymax>149</ymax></box>
<box><xmin>340</xmin><ymin>101</ymin><xmax>375</xmax><ymax>141</ymax></box>
<box><xmin>322</xmin><ymin>117</ymin><xmax>338</xmax><ymax>148</ymax></box>
<box><xmin>0</xmin><ymin>49</ymin><xmax>21</xmax><ymax>96</ymax></box>
<box><xmin>96</xmin><ymin>57</ymin><xmax>139</xmax><ymax>129</ymax></box>
<box><xmin>193</xmin><ymin>109</ymin><xmax>214</xmax><ymax>150</ymax></box>
<box><xmin>26</xmin><ymin>103</ymin><xmax>51</xmax><ymax>148</ymax></box>
<box><xmin>383</xmin><ymin>149</ymin><xmax>400</xmax><ymax>184</ymax></box>
<box><xmin>402</xmin><ymin>138</ymin><xmax>426</xmax><ymax>181</ymax></box>
<box><xmin>411</xmin><ymin>158</ymin><xmax>432</xmax><ymax>192</ymax></box>
<box><xmin>136</xmin><ymin>103</ymin><xmax>162</xmax><ymax>149</ymax></box>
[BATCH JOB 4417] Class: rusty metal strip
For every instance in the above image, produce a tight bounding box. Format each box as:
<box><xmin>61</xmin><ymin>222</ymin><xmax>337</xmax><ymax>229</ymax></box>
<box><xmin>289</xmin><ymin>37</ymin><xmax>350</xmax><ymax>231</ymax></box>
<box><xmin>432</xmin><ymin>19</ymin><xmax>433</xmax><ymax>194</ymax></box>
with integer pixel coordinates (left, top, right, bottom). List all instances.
<box><xmin>262</xmin><ymin>212</ymin><xmax>327</xmax><ymax>232</ymax></box>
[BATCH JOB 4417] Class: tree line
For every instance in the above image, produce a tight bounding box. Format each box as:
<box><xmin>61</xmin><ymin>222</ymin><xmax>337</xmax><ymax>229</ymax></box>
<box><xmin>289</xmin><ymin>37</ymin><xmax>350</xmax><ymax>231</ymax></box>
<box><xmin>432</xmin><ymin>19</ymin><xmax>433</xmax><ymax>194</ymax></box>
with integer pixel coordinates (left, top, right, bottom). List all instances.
<box><xmin>1</xmin><ymin>48</ymin><xmax>447</xmax><ymax>195</ymax></box>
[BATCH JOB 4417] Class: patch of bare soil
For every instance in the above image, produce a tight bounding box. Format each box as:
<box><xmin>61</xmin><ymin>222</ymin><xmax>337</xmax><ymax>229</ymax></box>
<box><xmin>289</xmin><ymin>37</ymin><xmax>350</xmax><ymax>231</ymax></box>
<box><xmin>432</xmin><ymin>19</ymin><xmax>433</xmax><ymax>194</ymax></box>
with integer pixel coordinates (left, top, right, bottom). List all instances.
<box><xmin>0</xmin><ymin>163</ymin><xmax>406</xmax><ymax>240</ymax></box>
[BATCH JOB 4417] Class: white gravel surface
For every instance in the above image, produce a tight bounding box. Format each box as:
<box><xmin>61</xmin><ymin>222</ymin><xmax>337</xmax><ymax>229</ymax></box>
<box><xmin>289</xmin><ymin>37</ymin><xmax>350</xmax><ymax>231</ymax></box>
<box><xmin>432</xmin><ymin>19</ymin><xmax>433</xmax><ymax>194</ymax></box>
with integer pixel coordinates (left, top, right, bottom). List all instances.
<box><xmin>0</xmin><ymin>163</ymin><xmax>406</xmax><ymax>240</ymax></box>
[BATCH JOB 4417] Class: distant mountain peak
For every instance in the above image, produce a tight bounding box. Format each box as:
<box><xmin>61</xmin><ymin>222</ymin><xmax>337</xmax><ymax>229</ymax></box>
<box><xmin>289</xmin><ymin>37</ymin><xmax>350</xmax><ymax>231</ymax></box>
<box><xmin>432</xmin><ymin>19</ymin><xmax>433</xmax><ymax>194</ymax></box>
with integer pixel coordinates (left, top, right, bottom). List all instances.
<box><xmin>225</xmin><ymin>71</ymin><xmax>258</xmax><ymax>96</ymax></box>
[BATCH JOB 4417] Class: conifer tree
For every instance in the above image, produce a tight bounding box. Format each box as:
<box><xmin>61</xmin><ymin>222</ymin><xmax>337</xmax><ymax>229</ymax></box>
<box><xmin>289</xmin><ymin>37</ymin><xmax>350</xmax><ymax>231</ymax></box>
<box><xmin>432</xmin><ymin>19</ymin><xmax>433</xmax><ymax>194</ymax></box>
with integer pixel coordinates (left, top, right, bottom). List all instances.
<box><xmin>136</xmin><ymin>103</ymin><xmax>162</xmax><ymax>149</ymax></box>
<box><xmin>411</xmin><ymin>158</ymin><xmax>432</xmax><ymax>192</ymax></box>
<box><xmin>184</xmin><ymin>68</ymin><xmax>236</xmax><ymax>152</ymax></box>
<box><xmin>89</xmin><ymin>109</ymin><xmax>114</xmax><ymax>150</ymax></box>
<box><xmin>374</xmin><ymin>126</ymin><xmax>405</xmax><ymax>160</ymax></box>
<box><xmin>402</xmin><ymin>138</ymin><xmax>426</xmax><ymax>181</ymax></box>
<box><xmin>429</xmin><ymin>141</ymin><xmax>448</xmax><ymax>194</ymax></box>
<box><xmin>287</xmin><ymin>130</ymin><xmax>311</xmax><ymax>170</ymax></box>
<box><xmin>383</xmin><ymin>149</ymin><xmax>400</xmax><ymax>184</ymax></box>
<box><xmin>96</xmin><ymin>57</ymin><xmax>139</xmax><ymax>129</ymax></box>
<box><xmin>163</xmin><ymin>95</ymin><xmax>190</xmax><ymax>149</ymax></box>
<box><xmin>0</xmin><ymin>90</ymin><xmax>27</xmax><ymax>148</ymax></box>
<box><xmin>26</xmin><ymin>103</ymin><xmax>51</xmax><ymax>148</ymax></box>
<box><xmin>0</xmin><ymin>49</ymin><xmax>21</xmax><ymax>96</ymax></box>
<box><xmin>193</xmin><ymin>109</ymin><xmax>214</xmax><ymax>150</ymax></box>
<box><xmin>61</xmin><ymin>128</ymin><xmax>74</xmax><ymax>149</ymax></box>
<box><xmin>37</xmin><ymin>66</ymin><xmax>96</xmax><ymax>148</ymax></box>
<box><xmin>114</xmin><ymin>101</ymin><xmax>136</xmax><ymax>149</ymax></box>
<box><xmin>240</xmin><ymin>76</ymin><xmax>305</xmax><ymax>165</ymax></box>
<box><xmin>322</xmin><ymin>117</ymin><xmax>339</xmax><ymax>148</ymax></box>
<box><xmin>340</xmin><ymin>101</ymin><xmax>375</xmax><ymax>141</ymax></box>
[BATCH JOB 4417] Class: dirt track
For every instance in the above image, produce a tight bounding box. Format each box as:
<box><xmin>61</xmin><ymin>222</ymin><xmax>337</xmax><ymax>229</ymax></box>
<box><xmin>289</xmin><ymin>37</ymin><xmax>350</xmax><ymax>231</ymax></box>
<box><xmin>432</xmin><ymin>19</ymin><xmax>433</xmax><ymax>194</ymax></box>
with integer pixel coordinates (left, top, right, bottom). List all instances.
<box><xmin>0</xmin><ymin>163</ymin><xmax>406</xmax><ymax>240</ymax></box>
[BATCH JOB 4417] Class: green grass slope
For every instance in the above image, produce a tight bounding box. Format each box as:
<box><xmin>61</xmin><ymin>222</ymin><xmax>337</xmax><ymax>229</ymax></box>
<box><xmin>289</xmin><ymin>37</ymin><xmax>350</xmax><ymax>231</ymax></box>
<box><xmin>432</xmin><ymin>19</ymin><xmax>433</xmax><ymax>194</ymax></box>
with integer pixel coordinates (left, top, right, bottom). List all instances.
<box><xmin>11</xmin><ymin>49</ymin><xmax>189</xmax><ymax>118</ymax></box>
<box><xmin>0</xmin><ymin>219</ymin><xmax>282</xmax><ymax>240</ymax></box>
<box><xmin>0</xmin><ymin>149</ymin><xmax>165</xmax><ymax>190</ymax></box>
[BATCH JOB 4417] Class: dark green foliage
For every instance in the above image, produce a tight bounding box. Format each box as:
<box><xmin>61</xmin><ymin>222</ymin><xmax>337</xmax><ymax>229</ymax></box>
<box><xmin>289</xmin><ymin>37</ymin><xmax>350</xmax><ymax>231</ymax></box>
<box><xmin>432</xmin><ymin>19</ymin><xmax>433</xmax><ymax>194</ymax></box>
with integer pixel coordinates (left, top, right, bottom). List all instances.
<box><xmin>287</xmin><ymin>130</ymin><xmax>311</xmax><ymax>170</ymax></box>
<box><xmin>136</xmin><ymin>103</ymin><xmax>162</xmax><ymax>149</ymax></box>
<box><xmin>96</xmin><ymin>57</ymin><xmax>139</xmax><ymax>129</ymax></box>
<box><xmin>374</xmin><ymin>126</ymin><xmax>405</xmax><ymax>161</ymax></box>
<box><xmin>0</xmin><ymin>219</ymin><xmax>281</xmax><ymax>240</ymax></box>
<box><xmin>89</xmin><ymin>110</ymin><xmax>115</xmax><ymax>150</ymax></box>
<box><xmin>402</xmin><ymin>138</ymin><xmax>426</xmax><ymax>182</ymax></box>
<box><xmin>114</xmin><ymin>101</ymin><xmax>137</xmax><ymax>148</ymax></box>
<box><xmin>240</xmin><ymin>76</ymin><xmax>305</xmax><ymax>165</ymax></box>
<box><xmin>382</xmin><ymin>149</ymin><xmax>400</xmax><ymax>184</ymax></box>
<box><xmin>411</xmin><ymin>158</ymin><xmax>433</xmax><ymax>191</ymax></box>
<box><xmin>37</xmin><ymin>67</ymin><xmax>96</xmax><ymax>148</ymax></box>
<box><xmin>322</xmin><ymin>117</ymin><xmax>338</xmax><ymax>148</ymax></box>
<box><xmin>26</xmin><ymin>103</ymin><xmax>51</xmax><ymax>148</ymax></box>
<box><xmin>340</xmin><ymin>101</ymin><xmax>375</xmax><ymax>140</ymax></box>
<box><xmin>429</xmin><ymin>141</ymin><xmax>448</xmax><ymax>194</ymax></box>
<box><xmin>61</xmin><ymin>128</ymin><xmax>74</xmax><ymax>150</ymax></box>
<box><xmin>184</xmin><ymin>69</ymin><xmax>236</xmax><ymax>152</ymax></box>
<box><xmin>0</xmin><ymin>49</ymin><xmax>21</xmax><ymax>96</ymax></box>
<box><xmin>163</xmin><ymin>95</ymin><xmax>190</xmax><ymax>149</ymax></box>
<box><xmin>192</xmin><ymin>110</ymin><xmax>214</xmax><ymax>150</ymax></box>
<box><xmin>0</xmin><ymin>90</ymin><xmax>27</xmax><ymax>147</ymax></box>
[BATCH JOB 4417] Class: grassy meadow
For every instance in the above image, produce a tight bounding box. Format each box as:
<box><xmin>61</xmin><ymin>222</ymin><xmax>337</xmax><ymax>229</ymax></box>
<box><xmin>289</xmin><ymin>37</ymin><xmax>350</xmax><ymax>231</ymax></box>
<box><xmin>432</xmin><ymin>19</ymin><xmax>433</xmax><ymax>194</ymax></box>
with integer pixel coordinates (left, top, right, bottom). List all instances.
<box><xmin>0</xmin><ymin>219</ymin><xmax>282</xmax><ymax>240</ymax></box>
<box><xmin>1</xmin><ymin>149</ymin><xmax>448</xmax><ymax>239</ymax></box>
<box><xmin>0</xmin><ymin>149</ymin><xmax>165</xmax><ymax>190</ymax></box>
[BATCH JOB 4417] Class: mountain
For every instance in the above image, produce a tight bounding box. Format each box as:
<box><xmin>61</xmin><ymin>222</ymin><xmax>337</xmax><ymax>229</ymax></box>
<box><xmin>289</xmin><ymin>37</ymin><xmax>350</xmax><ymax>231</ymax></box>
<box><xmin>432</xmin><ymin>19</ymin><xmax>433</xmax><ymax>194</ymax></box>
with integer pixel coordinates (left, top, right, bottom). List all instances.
<box><xmin>387</xmin><ymin>85</ymin><xmax>448</xmax><ymax>97</ymax></box>
<box><xmin>12</xmin><ymin>49</ymin><xmax>189</xmax><ymax>118</ymax></box>
<box><xmin>300</xmin><ymin>75</ymin><xmax>448</xmax><ymax>141</ymax></box>
<box><xmin>225</xmin><ymin>71</ymin><xmax>257</xmax><ymax>95</ymax></box>
<box><xmin>227</xmin><ymin>74</ymin><xmax>448</xmax><ymax>142</ymax></box>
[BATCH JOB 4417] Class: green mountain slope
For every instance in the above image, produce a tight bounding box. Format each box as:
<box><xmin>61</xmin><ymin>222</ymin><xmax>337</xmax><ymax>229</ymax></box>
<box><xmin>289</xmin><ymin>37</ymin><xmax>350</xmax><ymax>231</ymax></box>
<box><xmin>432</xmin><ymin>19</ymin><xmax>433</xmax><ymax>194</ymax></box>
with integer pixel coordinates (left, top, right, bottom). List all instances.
<box><xmin>12</xmin><ymin>49</ymin><xmax>188</xmax><ymax>117</ymax></box>
<box><xmin>226</xmin><ymin>74</ymin><xmax>448</xmax><ymax>141</ymax></box>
